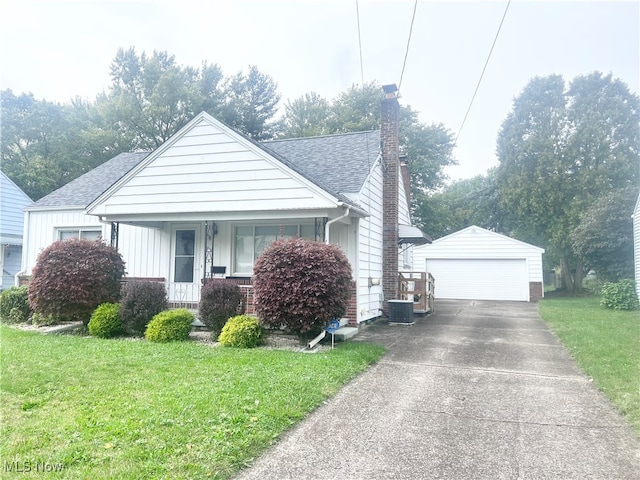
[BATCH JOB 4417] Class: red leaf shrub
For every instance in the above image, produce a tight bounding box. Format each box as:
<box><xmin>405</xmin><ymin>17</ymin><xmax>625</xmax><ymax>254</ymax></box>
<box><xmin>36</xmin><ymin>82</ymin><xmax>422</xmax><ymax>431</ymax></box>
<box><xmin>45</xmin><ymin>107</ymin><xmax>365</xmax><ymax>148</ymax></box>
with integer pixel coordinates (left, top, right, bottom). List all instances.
<box><xmin>119</xmin><ymin>280</ymin><xmax>168</xmax><ymax>336</ymax></box>
<box><xmin>28</xmin><ymin>239</ymin><xmax>126</xmax><ymax>324</ymax></box>
<box><xmin>198</xmin><ymin>280</ymin><xmax>244</xmax><ymax>336</ymax></box>
<box><xmin>253</xmin><ymin>238</ymin><xmax>352</xmax><ymax>336</ymax></box>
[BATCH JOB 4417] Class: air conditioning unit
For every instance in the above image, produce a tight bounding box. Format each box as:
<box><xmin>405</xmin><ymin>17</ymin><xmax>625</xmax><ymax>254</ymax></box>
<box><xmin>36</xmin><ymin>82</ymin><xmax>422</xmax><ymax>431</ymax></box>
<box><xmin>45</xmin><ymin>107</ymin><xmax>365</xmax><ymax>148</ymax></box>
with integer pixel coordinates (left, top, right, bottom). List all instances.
<box><xmin>388</xmin><ymin>300</ymin><xmax>414</xmax><ymax>324</ymax></box>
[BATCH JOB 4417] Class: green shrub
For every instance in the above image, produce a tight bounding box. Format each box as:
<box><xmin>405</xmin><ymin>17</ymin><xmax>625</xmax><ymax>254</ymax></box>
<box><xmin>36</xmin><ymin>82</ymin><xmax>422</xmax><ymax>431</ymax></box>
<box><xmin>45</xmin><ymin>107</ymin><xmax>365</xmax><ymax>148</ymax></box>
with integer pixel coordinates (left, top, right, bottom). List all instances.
<box><xmin>120</xmin><ymin>281</ymin><xmax>167</xmax><ymax>336</ymax></box>
<box><xmin>30</xmin><ymin>312</ymin><xmax>58</xmax><ymax>326</ymax></box>
<box><xmin>218</xmin><ymin>315</ymin><xmax>264</xmax><ymax>348</ymax></box>
<box><xmin>145</xmin><ymin>309</ymin><xmax>194</xmax><ymax>343</ymax></box>
<box><xmin>88</xmin><ymin>303</ymin><xmax>122</xmax><ymax>338</ymax></box>
<box><xmin>199</xmin><ymin>280</ymin><xmax>244</xmax><ymax>337</ymax></box>
<box><xmin>28</xmin><ymin>239</ymin><xmax>126</xmax><ymax>324</ymax></box>
<box><xmin>253</xmin><ymin>238</ymin><xmax>352</xmax><ymax>336</ymax></box>
<box><xmin>600</xmin><ymin>279</ymin><xmax>640</xmax><ymax>311</ymax></box>
<box><xmin>0</xmin><ymin>286</ymin><xmax>32</xmax><ymax>324</ymax></box>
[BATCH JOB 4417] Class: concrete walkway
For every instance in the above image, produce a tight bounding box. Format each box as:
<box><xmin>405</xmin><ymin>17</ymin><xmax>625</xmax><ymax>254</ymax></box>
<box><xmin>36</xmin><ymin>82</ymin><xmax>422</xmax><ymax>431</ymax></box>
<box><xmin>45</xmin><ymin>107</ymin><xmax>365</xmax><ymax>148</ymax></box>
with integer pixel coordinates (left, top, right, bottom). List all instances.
<box><xmin>234</xmin><ymin>300</ymin><xmax>640</xmax><ymax>479</ymax></box>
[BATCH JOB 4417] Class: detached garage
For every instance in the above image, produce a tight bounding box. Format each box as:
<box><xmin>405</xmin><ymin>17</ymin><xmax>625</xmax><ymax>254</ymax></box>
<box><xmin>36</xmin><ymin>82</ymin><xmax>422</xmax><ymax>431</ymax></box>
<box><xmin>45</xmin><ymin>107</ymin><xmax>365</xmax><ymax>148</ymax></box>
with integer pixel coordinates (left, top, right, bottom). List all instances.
<box><xmin>413</xmin><ymin>226</ymin><xmax>545</xmax><ymax>302</ymax></box>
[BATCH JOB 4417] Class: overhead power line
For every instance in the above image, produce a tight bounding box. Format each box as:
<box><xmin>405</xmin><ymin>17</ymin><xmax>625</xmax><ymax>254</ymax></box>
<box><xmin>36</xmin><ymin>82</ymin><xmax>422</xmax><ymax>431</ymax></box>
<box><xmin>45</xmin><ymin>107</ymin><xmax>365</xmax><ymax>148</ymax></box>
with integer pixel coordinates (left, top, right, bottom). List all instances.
<box><xmin>455</xmin><ymin>0</ymin><xmax>512</xmax><ymax>145</ymax></box>
<box><xmin>398</xmin><ymin>0</ymin><xmax>418</xmax><ymax>95</ymax></box>
<box><xmin>356</xmin><ymin>0</ymin><xmax>365</xmax><ymax>86</ymax></box>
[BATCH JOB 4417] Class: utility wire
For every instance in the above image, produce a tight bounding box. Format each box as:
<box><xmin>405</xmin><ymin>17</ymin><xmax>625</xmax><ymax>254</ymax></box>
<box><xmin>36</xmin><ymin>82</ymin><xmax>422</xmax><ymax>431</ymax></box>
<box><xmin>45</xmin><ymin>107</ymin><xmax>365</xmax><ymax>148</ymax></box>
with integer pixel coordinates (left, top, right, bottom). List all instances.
<box><xmin>455</xmin><ymin>0</ymin><xmax>511</xmax><ymax>145</ymax></box>
<box><xmin>398</xmin><ymin>0</ymin><xmax>418</xmax><ymax>95</ymax></box>
<box><xmin>356</xmin><ymin>0</ymin><xmax>365</xmax><ymax>88</ymax></box>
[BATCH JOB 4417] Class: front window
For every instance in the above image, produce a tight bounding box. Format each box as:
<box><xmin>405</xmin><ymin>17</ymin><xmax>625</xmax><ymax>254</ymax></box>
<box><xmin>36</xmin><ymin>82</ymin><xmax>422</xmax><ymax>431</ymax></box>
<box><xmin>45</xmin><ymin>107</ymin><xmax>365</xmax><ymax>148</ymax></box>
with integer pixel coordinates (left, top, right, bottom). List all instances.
<box><xmin>58</xmin><ymin>228</ymin><xmax>102</xmax><ymax>241</ymax></box>
<box><xmin>233</xmin><ymin>224</ymin><xmax>315</xmax><ymax>274</ymax></box>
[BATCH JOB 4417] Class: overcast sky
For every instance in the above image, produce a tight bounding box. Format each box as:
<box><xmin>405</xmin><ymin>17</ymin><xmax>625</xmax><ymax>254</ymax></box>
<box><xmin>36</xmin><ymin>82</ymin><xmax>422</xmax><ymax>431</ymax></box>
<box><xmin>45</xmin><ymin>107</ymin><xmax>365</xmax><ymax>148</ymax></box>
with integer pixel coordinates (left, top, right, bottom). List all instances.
<box><xmin>2</xmin><ymin>0</ymin><xmax>638</xmax><ymax>182</ymax></box>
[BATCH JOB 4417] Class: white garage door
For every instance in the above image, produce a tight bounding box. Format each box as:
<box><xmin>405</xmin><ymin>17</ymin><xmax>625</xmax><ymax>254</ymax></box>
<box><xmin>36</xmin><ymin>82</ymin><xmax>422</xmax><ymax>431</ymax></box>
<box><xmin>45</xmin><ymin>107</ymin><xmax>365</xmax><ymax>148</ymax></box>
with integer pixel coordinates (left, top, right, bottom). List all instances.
<box><xmin>425</xmin><ymin>259</ymin><xmax>529</xmax><ymax>301</ymax></box>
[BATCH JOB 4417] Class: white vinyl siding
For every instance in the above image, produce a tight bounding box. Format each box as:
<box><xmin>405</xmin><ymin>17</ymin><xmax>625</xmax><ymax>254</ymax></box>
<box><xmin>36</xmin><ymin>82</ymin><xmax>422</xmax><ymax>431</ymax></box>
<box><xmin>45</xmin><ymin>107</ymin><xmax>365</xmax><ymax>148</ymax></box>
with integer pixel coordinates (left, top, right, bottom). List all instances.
<box><xmin>397</xmin><ymin>163</ymin><xmax>413</xmax><ymax>271</ymax></box>
<box><xmin>23</xmin><ymin>210</ymin><xmax>105</xmax><ymax>274</ymax></box>
<box><xmin>89</xmin><ymin>116</ymin><xmax>339</xmax><ymax>216</ymax></box>
<box><xmin>426</xmin><ymin>259</ymin><xmax>528</xmax><ymax>301</ymax></box>
<box><xmin>355</xmin><ymin>158</ymin><xmax>384</xmax><ymax>322</ymax></box>
<box><xmin>1</xmin><ymin>173</ymin><xmax>32</xmax><ymax>241</ymax></box>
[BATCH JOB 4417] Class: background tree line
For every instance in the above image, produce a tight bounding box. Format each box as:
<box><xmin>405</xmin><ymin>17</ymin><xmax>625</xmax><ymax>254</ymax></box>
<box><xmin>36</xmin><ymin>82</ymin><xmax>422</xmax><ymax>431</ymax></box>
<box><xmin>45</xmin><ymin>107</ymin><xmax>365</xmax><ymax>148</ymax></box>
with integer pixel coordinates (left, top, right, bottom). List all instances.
<box><xmin>427</xmin><ymin>72</ymin><xmax>639</xmax><ymax>291</ymax></box>
<box><xmin>2</xmin><ymin>48</ymin><xmax>638</xmax><ymax>291</ymax></box>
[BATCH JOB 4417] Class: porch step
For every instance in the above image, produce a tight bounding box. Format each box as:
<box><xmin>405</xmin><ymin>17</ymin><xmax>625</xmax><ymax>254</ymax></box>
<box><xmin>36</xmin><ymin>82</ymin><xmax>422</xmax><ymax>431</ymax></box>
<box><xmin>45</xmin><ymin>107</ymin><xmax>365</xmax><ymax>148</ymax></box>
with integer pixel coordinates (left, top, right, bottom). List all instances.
<box><xmin>334</xmin><ymin>326</ymin><xmax>358</xmax><ymax>341</ymax></box>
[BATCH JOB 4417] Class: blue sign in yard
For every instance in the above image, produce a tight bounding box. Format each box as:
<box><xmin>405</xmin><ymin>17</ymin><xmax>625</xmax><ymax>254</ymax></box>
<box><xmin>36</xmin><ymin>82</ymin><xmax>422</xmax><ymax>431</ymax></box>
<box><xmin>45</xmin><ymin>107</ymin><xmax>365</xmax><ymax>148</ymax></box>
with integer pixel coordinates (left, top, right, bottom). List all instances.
<box><xmin>325</xmin><ymin>319</ymin><xmax>340</xmax><ymax>334</ymax></box>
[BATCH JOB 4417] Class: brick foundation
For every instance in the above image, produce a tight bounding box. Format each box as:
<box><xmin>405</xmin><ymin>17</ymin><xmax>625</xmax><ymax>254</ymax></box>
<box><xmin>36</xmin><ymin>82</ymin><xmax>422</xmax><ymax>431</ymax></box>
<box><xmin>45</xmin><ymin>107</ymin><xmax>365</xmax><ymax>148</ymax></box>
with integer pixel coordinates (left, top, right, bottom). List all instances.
<box><xmin>529</xmin><ymin>282</ymin><xmax>543</xmax><ymax>302</ymax></box>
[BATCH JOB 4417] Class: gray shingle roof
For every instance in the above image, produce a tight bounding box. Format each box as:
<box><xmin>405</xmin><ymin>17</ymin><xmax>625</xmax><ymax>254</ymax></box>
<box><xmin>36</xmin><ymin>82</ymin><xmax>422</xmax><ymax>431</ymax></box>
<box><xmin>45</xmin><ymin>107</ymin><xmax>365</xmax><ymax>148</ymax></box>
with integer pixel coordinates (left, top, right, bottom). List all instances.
<box><xmin>264</xmin><ymin>130</ymin><xmax>380</xmax><ymax>195</ymax></box>
<box><xmin>30</xmin><ymin>152</ymin><xmax>149</xmax><ymax>209</ymax></box>
<box><xmin>29</xmin><ymin>129</ymin><xmax>381</xmax><ymax>210</ymax></box>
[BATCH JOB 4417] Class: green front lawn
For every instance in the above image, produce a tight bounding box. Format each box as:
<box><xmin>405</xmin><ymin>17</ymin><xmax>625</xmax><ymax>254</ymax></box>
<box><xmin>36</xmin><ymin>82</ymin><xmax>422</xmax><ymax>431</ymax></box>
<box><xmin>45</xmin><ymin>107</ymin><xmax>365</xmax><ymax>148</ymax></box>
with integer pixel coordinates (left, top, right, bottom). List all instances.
<box><xmin>0</xmin><ymin>326</ymin><xmax>384</xmax><ymax>479</ymax></box>
<box><xmin>539</xmin><ymin>295</ymin><xmax>640</xmax><ymax>434</ymax></box>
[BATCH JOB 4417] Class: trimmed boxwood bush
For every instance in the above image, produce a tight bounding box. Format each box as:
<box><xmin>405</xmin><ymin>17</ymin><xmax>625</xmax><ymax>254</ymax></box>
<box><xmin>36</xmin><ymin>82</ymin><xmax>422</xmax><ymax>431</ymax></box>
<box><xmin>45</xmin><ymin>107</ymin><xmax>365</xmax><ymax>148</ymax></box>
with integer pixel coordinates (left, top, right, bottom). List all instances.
<box><xmin>120</xmin><ymin>281</ymin><xmax>167</xmax><ymax>336</ymax></box>
<box><xmin>253</xmin><ymin>237</ymin><xmax>352</xmax><ymax>336</ymax></box>
<box><xmin>88</xmin><ymin>303</ymin><xmax>122</xmax><ymax>338</ymax></box>
<box><xmin>0</xmin><ymin>286</ymin><xmax>32</xmax><ymax>324</ymax></box>
<box><xmin>145</xmin><ymin>309</ymin><xmax>194</xmax><ymax>343</ymax></box>
<box><xmin>218</xmin><ymin>315</ymin><xmax>264</xmax><ymax>348</ymax></box>
<box><xmin>28</xmin><ymin>238</ymin><xmax>125</xmax><ymax>324</ymax></box>
<box><xmin>600</xmin><ymin>279</ymin><xmax>640</xmax><ymax>311</ymax></box>
<box><xmin>199</xmin><ymin>280</ymin><xmax>244</xmax><ymax>337</ymax></box>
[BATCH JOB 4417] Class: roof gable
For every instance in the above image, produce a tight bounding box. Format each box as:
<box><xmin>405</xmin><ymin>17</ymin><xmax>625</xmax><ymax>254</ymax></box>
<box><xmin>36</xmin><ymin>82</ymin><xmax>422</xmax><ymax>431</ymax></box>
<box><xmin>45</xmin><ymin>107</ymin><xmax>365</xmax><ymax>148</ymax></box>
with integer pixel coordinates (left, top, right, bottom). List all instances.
<box><xmin>420</xmin><ymin>225</ymin><xmax>545</xmax><ymax>253</ymax></box>
<box><xmin>87</xmin><ymin>112</ymin><xmax>349</xmax><ymax>216</ymax></box>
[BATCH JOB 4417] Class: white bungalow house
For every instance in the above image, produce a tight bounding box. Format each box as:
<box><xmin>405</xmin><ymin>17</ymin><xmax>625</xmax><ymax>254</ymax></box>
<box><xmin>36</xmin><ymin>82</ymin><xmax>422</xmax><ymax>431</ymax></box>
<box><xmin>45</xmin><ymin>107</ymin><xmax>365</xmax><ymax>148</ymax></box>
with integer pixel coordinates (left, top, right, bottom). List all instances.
<box><xmin>1</xmin><ymin>172</ymin><xmax>32</xmax><ymax>290</ymax></box>
<box><xmin>20</xmin><ymin>85</ymin><xmax>429</xmax><ymax>325</ymax></box>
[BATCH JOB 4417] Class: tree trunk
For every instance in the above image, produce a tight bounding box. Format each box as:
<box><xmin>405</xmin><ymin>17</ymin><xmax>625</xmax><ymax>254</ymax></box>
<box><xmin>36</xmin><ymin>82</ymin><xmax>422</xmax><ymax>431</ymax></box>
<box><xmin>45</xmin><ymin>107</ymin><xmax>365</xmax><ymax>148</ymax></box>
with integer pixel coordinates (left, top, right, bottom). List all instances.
<box><xmin>560</xmin><ymin>256</ymin><xmax>584</xmax><ymax>293</ymax></box>
<box><xmin>560</xmin><ymin>257</ymin><xmax>574</xmax><ymax>292</ymax></box>
<box><xmin>572</xmin><ymin>259</ymin><xmax>584</xmax><ymax>293</ymax></box>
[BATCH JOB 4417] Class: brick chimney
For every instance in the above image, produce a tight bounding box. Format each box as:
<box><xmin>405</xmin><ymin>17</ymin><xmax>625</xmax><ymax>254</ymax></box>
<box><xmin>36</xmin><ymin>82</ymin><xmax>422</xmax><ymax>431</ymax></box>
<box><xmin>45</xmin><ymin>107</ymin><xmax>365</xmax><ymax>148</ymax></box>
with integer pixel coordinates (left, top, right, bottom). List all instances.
<box><xmin>381</xmin><ymin>84</ymin><xmax>399</xmax><ymax>308</ymax></box>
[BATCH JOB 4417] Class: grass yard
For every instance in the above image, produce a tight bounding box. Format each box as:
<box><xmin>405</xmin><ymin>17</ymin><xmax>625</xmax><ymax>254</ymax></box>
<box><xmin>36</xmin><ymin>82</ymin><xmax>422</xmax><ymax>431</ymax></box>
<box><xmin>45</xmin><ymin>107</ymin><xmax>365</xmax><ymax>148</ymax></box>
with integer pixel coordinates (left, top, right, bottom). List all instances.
<box><xmin>539</xmin><ymin>295</ymin><xmax>640</xmax><ymax>435</ymax></box>
<box><xmin>0</xmin><ymin>326</ymin><xmax>385</xmax><ymax>479</ymax></box>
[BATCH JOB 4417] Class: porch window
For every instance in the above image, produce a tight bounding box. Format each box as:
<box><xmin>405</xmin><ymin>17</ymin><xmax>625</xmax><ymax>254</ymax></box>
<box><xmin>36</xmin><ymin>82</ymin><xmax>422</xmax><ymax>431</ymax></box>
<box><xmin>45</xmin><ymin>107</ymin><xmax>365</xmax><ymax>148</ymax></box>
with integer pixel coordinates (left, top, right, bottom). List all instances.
<box><xmin>233</xmin><ymin>224</ymin><xmax>315</xmax><ymax>274</ymax></box>
<box><xmin>174</xmin><ymin>230</ymin><xmax>195</xmax><ymax>283</ymax></box>
<box><xmin>58</xmin><ymin>228</ymin><xmax>102</xmax><ymax>241</ymax></box>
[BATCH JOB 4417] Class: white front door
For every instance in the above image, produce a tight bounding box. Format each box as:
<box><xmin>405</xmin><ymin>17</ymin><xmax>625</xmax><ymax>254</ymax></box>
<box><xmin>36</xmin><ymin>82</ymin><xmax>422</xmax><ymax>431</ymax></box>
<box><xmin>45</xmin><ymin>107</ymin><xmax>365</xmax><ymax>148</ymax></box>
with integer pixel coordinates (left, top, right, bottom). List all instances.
<box><xmin>169</xmin><ymin>224</ymin><xmax>202</xmax><ymax>303</ymax></box>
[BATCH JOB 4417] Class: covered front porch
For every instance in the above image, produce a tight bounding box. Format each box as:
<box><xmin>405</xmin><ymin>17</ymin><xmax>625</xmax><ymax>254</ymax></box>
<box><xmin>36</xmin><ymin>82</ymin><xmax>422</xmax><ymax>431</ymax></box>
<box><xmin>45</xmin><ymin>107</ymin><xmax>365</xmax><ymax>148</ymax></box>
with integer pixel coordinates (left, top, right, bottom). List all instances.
<box><xmin>109</xmin><ymin>211</ymin><xmax>363</xmax><ymax>321</ymax></box>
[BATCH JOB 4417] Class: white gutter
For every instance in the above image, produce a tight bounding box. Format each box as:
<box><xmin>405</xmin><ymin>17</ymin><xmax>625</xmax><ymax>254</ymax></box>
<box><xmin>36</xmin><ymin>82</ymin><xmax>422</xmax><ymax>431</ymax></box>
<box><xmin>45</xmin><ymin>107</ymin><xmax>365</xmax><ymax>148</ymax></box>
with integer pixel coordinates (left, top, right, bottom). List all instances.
<box><xmin>324</xmin><ymin>207</ymin><xmax>350</xmax><ymax>244</ymax></box>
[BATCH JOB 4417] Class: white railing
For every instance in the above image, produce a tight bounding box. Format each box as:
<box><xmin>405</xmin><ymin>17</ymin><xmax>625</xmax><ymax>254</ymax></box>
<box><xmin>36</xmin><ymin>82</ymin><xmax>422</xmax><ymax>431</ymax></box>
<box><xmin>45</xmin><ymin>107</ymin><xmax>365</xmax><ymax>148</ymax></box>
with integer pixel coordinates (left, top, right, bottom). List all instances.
<box><xmin>166</xmin><ymin>282</ymin><xmax>201</xmax><ymax>306</ymax></box>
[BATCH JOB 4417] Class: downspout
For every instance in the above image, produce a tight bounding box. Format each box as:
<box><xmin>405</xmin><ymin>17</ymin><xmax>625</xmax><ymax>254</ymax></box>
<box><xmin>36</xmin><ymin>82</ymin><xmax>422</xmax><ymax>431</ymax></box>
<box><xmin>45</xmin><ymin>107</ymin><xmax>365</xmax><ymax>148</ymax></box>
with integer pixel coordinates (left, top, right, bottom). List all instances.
<box><xmin>324</xmin><ymin>207</ymin><xmax>350</xmax><ymax>244</ymax></box>
<box><xmin>14</xmin><ymin>210</ymin><xmax>29</xmax><ymax>287</ymax></box>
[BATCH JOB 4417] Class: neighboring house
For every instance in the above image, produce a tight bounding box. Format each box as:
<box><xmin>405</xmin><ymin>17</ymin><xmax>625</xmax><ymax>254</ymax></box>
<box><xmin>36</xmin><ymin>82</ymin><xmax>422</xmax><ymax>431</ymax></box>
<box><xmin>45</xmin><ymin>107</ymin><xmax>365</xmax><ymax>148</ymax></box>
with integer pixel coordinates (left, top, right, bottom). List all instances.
<box><xmin>413</xmin><ymin>225</ymin><xmax>545</xmax><ymax>302</ymax></box>
<box><xmin>21</xmin><ymin>85</ymin><xmax>429</xmax><ymax>324</ymax></box>
<box><xmin>0</xmin><ymin>172</ymin><xmax>32</xmax><ymax>290</ymax></box>
<box><xmin>634</xmin><ymin>192</ymin><xmax>640</xmax><ymax>299</ymax></box>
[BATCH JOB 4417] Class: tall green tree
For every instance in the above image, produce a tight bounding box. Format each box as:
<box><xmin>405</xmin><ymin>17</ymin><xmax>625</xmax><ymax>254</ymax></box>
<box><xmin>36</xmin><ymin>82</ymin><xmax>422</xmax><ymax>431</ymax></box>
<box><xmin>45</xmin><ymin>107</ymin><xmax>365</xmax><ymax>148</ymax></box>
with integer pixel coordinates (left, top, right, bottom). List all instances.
<box><xmin>102</xmin><ymin>48</ymin><xmax>208</xmax><ymax>150</ymax></box>
<box><xmin>496</xmin><ymin>72</ymin><xmax>639</xmax><ymax>292</ymax></box>
<box><xmin>218</xmin><ymin>65</ymin><xmax>282</xmax><ymax>140</ymax></box>
<box><xmin>280</xmin><ymin>81</ymin><xmax>457</xmax><ymax>229</ymax></box>
<box><xmin>1</xmin><ymin>90</ymin><xmax>122</xmax><ymax>200</ymax></box>
<box><xmin>570</xmin><ymin>186</ymin><xmax>638</xmax><ymax>282</ymax></box>
<box><xmin>283</xmin><ymin>92</ymin><xmax>332</xmax><ymax>137</ymax></box>
<box><xmin>102</xmin><ymin>49</ymin><xmax>282</xmax><ymax>148</ymax></box>
<box><xmin>419</xmin><ymin>169</ymin><xmax>503</xmax><ymax>239</ymax></box>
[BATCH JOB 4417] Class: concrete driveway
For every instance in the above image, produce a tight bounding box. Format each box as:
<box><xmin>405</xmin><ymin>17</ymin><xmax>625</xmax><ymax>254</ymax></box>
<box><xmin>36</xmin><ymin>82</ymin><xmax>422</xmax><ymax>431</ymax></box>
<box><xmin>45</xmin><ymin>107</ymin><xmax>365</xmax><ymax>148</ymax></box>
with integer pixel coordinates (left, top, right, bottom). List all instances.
<box><xmin>234</xmin><ymin>300</ymin><xmax>640</xmax><ymax>479</ymax></box>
